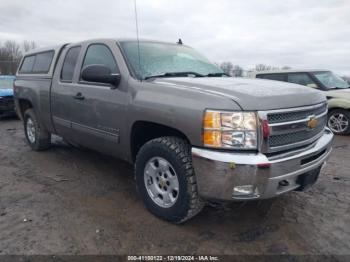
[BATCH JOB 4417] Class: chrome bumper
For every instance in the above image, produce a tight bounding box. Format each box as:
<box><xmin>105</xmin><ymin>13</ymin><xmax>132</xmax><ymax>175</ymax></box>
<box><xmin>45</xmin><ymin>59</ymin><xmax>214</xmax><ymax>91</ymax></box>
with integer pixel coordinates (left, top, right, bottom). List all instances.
<box><xmin>192</xmin><ymin>128</ymin><xmax>334</xmax><ymax>201</ymax></box>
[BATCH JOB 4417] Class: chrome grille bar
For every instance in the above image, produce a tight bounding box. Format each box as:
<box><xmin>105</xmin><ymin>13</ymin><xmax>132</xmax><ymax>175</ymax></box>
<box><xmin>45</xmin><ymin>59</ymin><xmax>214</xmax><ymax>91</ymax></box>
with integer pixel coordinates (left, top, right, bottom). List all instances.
<box><xmin>259</xmin><ymin>102</ymin><xmax>328</xmax><ymax>153</ymax></box>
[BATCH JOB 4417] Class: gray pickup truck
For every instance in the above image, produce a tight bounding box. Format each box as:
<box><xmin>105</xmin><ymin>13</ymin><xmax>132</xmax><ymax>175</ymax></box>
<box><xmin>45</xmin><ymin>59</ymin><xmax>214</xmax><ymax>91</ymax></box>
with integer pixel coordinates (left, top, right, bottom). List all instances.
<box><xmin>14</xmin><ymin>39</ymin><xmax>333</xmax><ymax>223</ymax></box>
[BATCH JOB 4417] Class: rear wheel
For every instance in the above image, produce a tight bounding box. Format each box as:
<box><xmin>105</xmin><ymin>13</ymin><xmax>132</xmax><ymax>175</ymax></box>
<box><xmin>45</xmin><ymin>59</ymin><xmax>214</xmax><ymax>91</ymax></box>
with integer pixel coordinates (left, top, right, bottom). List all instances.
<box><xmin>24</xmin><ymin>109</ymin><xmax>51</xmax><ymax>151</ymax></box>
<box><xmin>328</xmin><ymin>109</ymin><xmax>350</xmax><ymax>135</ymax></box>
<box><xmin>135</xmin><ymin>137</ymin><xmax>204</xmax><ymax>223</ymax></box>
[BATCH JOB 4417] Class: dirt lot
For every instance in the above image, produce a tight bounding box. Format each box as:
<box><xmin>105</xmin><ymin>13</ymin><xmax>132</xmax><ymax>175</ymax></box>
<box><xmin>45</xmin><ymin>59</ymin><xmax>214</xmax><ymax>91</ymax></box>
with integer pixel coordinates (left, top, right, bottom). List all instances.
<box><xmin>0</xmin><ymin>118</ymin><xmax>349</xmax><ymax>256</ymax></box>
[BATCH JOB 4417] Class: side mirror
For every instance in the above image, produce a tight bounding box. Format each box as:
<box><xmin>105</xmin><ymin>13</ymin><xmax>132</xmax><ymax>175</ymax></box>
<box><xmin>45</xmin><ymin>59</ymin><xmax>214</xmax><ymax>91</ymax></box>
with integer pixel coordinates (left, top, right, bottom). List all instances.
<box><xmin>81</xmin><ymin>64</ymin><xmax>121</xmax><ymax>88</ymax></box>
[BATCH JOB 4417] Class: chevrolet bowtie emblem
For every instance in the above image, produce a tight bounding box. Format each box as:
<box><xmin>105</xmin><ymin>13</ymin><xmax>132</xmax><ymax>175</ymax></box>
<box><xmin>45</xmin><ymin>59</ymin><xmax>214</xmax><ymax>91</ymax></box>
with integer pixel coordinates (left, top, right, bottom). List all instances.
<box><xmin>307</xmin><ymin>117</ymin><xmax>319</xmax><ymax>129</ymax></box>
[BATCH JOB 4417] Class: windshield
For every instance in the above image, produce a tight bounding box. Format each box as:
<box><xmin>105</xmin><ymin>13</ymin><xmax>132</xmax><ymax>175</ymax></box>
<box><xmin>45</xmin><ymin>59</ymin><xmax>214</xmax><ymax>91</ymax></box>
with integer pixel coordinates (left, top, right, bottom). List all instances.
<box><xmin>312</xmin><ymin>71</ymin><xmax>349</xmax><ymax>89</ymax></box>
<box><xmin>0</xmin><ymin>78</ymin><xmax>14</xmax><ymax>89</ymax></box>
<box><xmin>120</xmin><ymin>41</ymin><xmax>223</xmax><ymax>80</ymax></box>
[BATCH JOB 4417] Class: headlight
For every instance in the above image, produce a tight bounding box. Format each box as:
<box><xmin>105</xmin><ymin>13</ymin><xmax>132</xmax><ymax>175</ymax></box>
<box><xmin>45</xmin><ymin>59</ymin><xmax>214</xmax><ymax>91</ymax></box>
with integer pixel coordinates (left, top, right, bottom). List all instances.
<box><xmin>203</xmin><ymin>110</ymin><xmax>258</xmax><ymax>149</ymax></box>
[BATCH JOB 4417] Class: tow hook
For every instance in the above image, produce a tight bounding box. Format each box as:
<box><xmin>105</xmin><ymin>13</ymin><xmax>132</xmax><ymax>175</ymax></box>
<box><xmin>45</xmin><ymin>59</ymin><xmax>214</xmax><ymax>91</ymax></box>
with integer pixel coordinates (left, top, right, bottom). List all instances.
<box><xmin>279</xmin><ymin>180</ymin><xmax>290</xmax><ymax>187</ymax></box>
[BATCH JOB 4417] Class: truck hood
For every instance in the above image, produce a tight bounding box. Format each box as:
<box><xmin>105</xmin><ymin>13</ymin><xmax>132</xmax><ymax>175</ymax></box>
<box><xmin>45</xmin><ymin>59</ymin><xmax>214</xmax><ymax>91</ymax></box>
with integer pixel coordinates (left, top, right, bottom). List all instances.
<box><xmin>0</xmin><ymin>89</ymin><xmax>13</xmax><ymax>97</ymax></box>
<box><xmin>325</xmin><ymin>88</ymin><xmax>350</xmax><ymax>100</ymax></box>
<box><xmin>154</xmin><ymin>77</ymin><xmax>326</xmax><ymax>110</ymax></box>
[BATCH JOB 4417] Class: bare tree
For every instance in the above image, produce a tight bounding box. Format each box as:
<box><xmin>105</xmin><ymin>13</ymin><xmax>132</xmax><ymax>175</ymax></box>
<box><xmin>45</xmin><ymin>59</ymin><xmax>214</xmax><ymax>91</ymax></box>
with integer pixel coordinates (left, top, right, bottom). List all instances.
<box><xmin>232</xmin><ymin>65</ymin><xmax>243</xmax><ymax>77</ymax></box>
<box><xmin>255</xmin><ymin>64</ymin><xmax>280</xmax><ymax>72</ymax></box>
<box><xmin>342</xmin><ymin>76</ymin><xmax>350</xmax><ymax>84</ymax></box>
<box><xmin>0</xmin><ymin>41</ymin><xmax>22</xmax><ymax>74</ymax></box>
<box><xmin>220</xmin><ymin>62</ymin><xmax>234</xmax><ymax>76</ymax></box>
<box><xmin>255</xmin><ymin>64</ymin><xmax>271</xmax><ymax>72</ymax></box>
<box><xmin>22</xmin><ymin>40</ymin><xmax>37</xmax><ymax>52</ymax></box>
<box><xmin>0</xmin><ymin>40</ymin><xmax>37</xmax><ymax>75</ymax></box>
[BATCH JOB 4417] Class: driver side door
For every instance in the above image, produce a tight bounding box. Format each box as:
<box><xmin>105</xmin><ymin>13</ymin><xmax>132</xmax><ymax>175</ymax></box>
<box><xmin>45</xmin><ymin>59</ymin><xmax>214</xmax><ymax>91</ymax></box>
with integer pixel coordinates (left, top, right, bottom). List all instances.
<box><xmin>69</xmin><ymin>42</ymin><xmax>128</xmax><ymax>156</ymax></box>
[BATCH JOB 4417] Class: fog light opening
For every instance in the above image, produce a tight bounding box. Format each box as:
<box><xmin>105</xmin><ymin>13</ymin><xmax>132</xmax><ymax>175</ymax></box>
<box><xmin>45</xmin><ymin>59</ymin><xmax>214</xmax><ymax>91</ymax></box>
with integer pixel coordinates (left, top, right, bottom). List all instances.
<box><xmin>233</xmin><ymin>185</ymin><xmax>258</xmax><ymax>197</ymax></box>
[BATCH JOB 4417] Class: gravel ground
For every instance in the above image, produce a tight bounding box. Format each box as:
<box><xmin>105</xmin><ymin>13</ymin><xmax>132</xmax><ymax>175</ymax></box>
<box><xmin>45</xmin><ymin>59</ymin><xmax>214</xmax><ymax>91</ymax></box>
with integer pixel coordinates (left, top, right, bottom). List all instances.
<box><xmin>0</xmin><ymin>118</ymin><xmax>349</xmax><ymax>256</ymax></box>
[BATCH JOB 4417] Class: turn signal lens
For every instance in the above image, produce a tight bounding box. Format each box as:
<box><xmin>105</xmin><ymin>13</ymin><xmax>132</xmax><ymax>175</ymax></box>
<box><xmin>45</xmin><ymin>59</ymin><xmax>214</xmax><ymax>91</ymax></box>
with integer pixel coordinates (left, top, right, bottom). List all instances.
<box><xmin>203</xmin><ymin>111</ymin><xmax>221</xmax><ymax>129</ymax></box>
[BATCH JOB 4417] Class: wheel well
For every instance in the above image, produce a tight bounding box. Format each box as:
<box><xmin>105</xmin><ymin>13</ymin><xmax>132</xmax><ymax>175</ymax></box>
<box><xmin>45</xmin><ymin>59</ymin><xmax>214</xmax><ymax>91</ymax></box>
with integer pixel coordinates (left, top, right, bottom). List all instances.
<box><xmin>328</xmin><ymin>107</ymin><xmax>350</xmax><ymax>113</ymax></box>
<box><xmin>131</xmin><ymin>121</ymin><xmax>190</xmax><ymax>162</ymax></box>
<box><xmin>18</xmin><ymin>99</ymin><xmax>33</xmax><ymax>119</ymax></box>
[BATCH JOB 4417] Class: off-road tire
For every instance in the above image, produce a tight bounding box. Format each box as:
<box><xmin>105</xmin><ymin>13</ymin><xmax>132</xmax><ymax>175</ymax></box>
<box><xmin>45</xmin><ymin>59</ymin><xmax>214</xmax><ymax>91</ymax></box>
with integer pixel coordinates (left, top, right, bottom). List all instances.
<box><xmin>23</xmin><ymin>109</ymin><xmax>51</xmax><ymax>151</ymax></box>
<box><xmin>135</xmin><ymin>137</ymin><xmax>204</xmax><ymax>223</ymax></box>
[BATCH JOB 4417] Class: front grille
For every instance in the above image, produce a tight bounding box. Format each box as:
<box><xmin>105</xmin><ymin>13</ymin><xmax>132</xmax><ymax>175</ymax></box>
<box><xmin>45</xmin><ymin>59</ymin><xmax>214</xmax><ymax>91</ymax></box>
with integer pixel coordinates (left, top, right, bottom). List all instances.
<box><xmin>261</xmin><ymin>103</ymin><xmax>327</xmax><ymax>153</ymax></box>
<box><xmin>0</xmin><ymin>96</ymin><xmax>14</xmax><ymax>111</ymax></box>
<box><xmin>267</xmin><ymin>103</ymin><xmax>327</xmax><ymax>124</ymax></box>
<box><xmin>269</xmin><ymin>115</ymin><xmax>326</xmax><ymax>147</ymax></box>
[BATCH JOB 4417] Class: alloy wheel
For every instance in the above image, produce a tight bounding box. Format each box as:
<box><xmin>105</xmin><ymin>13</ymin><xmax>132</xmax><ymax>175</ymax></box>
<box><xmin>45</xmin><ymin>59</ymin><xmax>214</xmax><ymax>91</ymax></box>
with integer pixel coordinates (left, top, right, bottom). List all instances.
<box><xmin>328</xmin><ymin>113</ymin><xmax>349</xmax><ymax>133</ymax></box>
<box><xmin>26</xmin><ymin>118</ymin><xmax>36</xmax><ymax>143</ymax></box>
<box><xmin>144</xmin><ymin>157</ymin><xmax>179</xmax><ymax>208</ymax></box>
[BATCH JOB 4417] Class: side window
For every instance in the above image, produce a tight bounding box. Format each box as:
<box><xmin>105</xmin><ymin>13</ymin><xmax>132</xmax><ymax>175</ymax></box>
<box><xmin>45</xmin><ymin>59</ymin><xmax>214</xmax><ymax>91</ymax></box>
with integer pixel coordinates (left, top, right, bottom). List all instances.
<box><xmin>81</xmin><ymin>44</ymin><xmax>118</xmax><ymax>79</ymax></box>
<box><xmin>32</xmin><ymin>51</ymin><xmax>54</xmax><ymax>73</ymax></box>
<box><xmin>19</xmin><ymin>55</ymin><xmax>36</xmax><ymax>73</ymax></box>
<box><xmin>61</xmin><ymin>46</ymin><xmax>81</xmax><ymax>81</ymax></box>
<box><xmin>19</xmin><ymin>51</ymin><xmax>54</xmax><ymax>74</ymax></box>
<box><xmin>287</xmin><ymin>73</ymin><xmax>318</xmax><ymax>87</ymax></box>
<box><xmin>259</xmin><ymin>74</ymin><xmax>285</xmax><ymax>81</ymax></box>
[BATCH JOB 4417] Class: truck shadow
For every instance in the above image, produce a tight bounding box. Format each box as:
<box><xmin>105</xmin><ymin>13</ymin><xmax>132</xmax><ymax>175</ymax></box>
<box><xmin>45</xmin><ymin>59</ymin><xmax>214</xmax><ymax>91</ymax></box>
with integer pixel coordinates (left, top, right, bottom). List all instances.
<box><xmin>34</xmin><ymin>135</ymin><xmax>347</xmax><ymax>255</ymax></box>
<box><xmin>49</xmin><ymin>137</ymin><xmax>287</xmax><ymax>235</ymax></box>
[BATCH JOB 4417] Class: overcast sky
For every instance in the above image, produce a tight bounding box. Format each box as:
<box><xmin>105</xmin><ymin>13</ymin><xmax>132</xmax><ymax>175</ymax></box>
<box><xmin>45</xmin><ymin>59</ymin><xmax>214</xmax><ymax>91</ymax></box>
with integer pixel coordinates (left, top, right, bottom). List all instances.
<box><xmin>0</xmin><ymin>0</ymin><xmax>349</xmax><ymax>75</ymax></box>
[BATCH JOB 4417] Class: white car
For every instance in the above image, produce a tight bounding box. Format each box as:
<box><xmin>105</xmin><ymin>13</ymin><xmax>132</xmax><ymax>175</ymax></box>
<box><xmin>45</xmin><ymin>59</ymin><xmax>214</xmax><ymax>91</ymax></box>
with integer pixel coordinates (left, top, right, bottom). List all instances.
<box><xmin>249</xmin><ymin>69</ymin><xmax>350</xmax><ymax>135</ymax></box>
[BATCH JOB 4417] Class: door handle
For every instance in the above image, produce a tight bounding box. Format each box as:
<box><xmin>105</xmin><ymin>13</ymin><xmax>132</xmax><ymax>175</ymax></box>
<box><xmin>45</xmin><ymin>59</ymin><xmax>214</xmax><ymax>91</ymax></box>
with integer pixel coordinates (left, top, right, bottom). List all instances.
<box><xmin>73</xmin><ymin>93</ymin><xmax>85</xmax><ymax>100</ymax></box>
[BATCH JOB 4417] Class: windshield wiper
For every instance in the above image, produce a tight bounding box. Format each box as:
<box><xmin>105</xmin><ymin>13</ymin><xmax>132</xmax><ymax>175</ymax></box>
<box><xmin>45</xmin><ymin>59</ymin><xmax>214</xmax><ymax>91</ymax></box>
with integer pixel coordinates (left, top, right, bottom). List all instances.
<box><xmin>327</xmin><ymin>86</ymin><xmax>350</xmax><ymax>90</ymax></box>
<box><xmin>205</xmin><ymin>72</ymin><xmax>228</xmax><ymax>77</ymax></box>
<box><xmin>144</xmin><ymin>71</ymin><xmax>204</xmax><ymax>80</ymax></box>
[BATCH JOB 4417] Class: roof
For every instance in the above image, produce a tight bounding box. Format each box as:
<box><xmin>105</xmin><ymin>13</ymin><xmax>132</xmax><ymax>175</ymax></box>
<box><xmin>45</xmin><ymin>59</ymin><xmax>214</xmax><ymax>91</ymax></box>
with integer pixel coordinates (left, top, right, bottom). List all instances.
<box><xmin>23</xmin><ymin>38</ymin><xmax>190</xmax><ymax>56</ymax></box>
<box><xmin>23</xmin><ymin>44</ymin><xmax>68</xmax><ymax>56</ymax></box>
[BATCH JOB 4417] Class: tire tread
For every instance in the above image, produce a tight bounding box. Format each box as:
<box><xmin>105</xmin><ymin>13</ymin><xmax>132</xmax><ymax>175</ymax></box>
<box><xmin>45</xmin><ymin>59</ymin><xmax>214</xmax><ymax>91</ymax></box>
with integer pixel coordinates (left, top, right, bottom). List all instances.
<box><xmin>135</xmin><ymin>136</ymin><xmax>204</xmax><ymax>223</ymax></box>
<box><xmin>24</xmin><ymin>109</ymin><xmax>51</xmax><ymax>151</ymax></box>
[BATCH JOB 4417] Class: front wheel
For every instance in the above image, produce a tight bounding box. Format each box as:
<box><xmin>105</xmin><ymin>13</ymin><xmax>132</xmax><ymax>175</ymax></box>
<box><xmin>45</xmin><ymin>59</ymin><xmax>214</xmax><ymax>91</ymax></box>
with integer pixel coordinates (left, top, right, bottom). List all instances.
<box><xmin>328</xmin><ymin>109</ymin><xmax>350</xmax><ymax>135</ymax></box>
<box><xmin>135</xmin><ymin>137</ymin><xmax>204</xmax><ymax>223</ymax></box>
<box><xmin>24</xmin><ymin>109</ymin><xmax>51</xmax><ymax>151</ymax></box>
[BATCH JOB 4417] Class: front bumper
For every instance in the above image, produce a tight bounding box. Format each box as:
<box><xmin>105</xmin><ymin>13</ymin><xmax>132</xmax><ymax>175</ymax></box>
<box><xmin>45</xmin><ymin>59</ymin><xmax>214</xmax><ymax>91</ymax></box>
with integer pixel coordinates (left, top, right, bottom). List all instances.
<box><xmin>192</xmin><ymin>128</ymin><xmax>334</xmax><ymax>201</ymax></box>
<box><xmin>0</xmin><ymin>96</ymin><xmax>16</xmax><ymax>117</ymax></box>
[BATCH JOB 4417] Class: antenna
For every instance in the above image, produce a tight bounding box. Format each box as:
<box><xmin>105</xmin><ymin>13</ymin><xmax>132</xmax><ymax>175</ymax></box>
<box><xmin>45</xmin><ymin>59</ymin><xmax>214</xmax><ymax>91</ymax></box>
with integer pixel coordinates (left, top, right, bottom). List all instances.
<box><xmin>134</xmin><ymin>0</ymin><xmax>142</xmax><ymax>81</ymax></box>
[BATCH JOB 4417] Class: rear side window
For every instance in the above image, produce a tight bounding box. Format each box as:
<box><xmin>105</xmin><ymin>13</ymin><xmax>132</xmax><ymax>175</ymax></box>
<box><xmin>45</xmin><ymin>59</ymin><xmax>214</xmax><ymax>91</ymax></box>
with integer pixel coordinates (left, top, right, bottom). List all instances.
<box><xmin>257</xmin><ymin>74</ymin><xmax>286</xmax><ymax>81</ymax></box>
<box><xmin>81</xmin><ymin>44</ymin><xmax>118</xmax><ymax>76</ymax></box>
<box><xmin>19</xmin><ymin>55</ymin><xmax>36</xmax><ymax>73</ymax></box>
<box><xmin>32</xmin><ymin>51</ymin><xmax>54</xmax><ymax>73</ymax></box>
<box><xmin>61</xmin><ymin>46</ymin><xmax>81</xmax><ymax>81</ymax></box>
<box><xmin>287</xmin><ymin>73</ymin><xmax>316</xmax><ymax>86</ymax></box>
<box><xmin>19</xmin><ymin>51</ymin><xmax>54</xmax><ymax>74</ymax></box>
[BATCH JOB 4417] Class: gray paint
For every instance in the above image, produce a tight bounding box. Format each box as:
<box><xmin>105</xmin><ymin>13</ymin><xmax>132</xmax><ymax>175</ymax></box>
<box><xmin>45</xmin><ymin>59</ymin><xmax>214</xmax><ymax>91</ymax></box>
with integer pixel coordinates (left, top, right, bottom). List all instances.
<box><xmin>14</xmin><ymin>39</ymin><xmax>327</xmax><ymax>163</ymax></box>
<box><xmin>154</xmin><ymin>77</ymin><xmax>325</xmax><ymax>111</ymax></box>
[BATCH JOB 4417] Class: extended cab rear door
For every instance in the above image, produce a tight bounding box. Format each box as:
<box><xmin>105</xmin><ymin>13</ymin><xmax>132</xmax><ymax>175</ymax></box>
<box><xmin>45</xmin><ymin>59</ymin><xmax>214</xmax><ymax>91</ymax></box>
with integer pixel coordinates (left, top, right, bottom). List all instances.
<box><xmin>51</xmin><ymin>45</ymin><xmax>82</xmax><ymax>140</ymax></box>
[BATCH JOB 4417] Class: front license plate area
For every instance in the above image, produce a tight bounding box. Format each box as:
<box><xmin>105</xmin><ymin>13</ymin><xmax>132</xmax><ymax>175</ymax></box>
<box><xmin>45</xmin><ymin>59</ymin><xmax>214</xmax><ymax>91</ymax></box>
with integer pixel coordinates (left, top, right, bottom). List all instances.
<box><xmin>296</xmin><ymin>167</ymin><xmax>321</xmax><ymax>191</ymax></box>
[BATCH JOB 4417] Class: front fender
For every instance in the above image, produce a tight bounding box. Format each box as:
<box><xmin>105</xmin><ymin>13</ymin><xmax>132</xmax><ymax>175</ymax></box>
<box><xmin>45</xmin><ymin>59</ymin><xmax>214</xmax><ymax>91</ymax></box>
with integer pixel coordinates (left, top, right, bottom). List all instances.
<box><xmin>327</xmin><ymin>98</ymin><xmax>350</xmax><ymax>110</ymax></box>
<box><xmin>127</xmin><ymin>80</ymin><xmax>242</xmax><ymax>147</ymax></box>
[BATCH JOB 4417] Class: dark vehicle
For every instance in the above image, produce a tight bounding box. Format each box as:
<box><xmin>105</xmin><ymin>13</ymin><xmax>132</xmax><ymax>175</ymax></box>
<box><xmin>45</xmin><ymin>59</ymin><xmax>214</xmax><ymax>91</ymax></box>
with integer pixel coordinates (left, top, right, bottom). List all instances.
<box><xmin>0</xmin><ymin>75</ymin><xmax>16</xmax><ymax>118</ymax></box>
<box><xmin>250</xmin><ymin>69</ymin><xmax>350</xmax><ymax>135</ymax></box>
<box><xmin>14</xmin><ymin>39</ymin><xmax>333</xmax><ymax>223</ymax></box>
